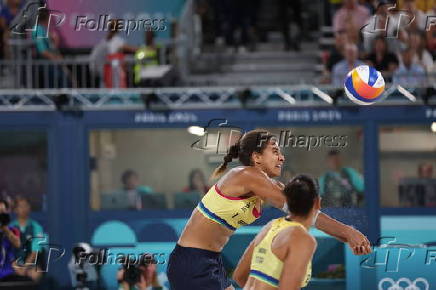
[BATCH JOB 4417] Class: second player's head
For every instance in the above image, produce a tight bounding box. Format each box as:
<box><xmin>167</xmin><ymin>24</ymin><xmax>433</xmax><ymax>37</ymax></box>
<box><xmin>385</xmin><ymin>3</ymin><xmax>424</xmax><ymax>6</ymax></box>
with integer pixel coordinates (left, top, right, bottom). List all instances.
<box><xmin>284</xmin><ymin>174</ymin><xmax>321</xmax><ymax>221</ymax></box>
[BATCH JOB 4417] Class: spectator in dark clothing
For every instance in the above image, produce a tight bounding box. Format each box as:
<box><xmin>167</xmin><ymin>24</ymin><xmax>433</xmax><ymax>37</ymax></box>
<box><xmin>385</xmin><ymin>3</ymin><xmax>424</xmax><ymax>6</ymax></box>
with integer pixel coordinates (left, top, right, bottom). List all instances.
<box><xmin>0</xmin><ymin>0</ymin><xmax>22</xmax><ymax>59</ymax></box>
<box><xmin>366</xmin><ymin>36</ymin><xmax>399</xmax><ymax>81</ymax></box>
<box><xmin>327</xmin><ymin>30</ymin><xmax>349</xmax><ymax>72</ymax></box>
<box><xmin>318</xmin><ymin>150</ymin><xmax>364</xmax><ymax>207</ymax></box>
<box><xmin>227</xmin><ymin>0</ymin><xmax>259</xmax><ymax>52</ymax></box>
<box><xmin>119</xmin><ymin>169</ymin><xmax>153</xmax><ymax>210</ymax></box>
<box><xmin>183</xmin><ymin>169</ymin><xmax>209</xmax><ymax>195</ymax></box>
<box><xmin>279</xmin><ymin>0</ymin><xmax>303</xmax><ymax>51</ymax></box>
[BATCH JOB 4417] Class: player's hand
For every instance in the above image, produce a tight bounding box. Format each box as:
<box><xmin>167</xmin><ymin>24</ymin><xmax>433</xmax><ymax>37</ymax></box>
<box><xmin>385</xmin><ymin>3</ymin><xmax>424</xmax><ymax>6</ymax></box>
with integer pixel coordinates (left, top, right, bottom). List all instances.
<box><xmin>345</xmin><ymin>226</ymin><xmax>372</xmax><ymax>255</ymax></box>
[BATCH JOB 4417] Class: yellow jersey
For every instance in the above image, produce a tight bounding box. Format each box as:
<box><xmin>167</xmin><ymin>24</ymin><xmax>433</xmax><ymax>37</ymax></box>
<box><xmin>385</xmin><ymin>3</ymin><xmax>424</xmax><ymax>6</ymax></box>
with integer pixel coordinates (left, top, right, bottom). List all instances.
<box><xmin>197</xmin><ymin>184</ymin><xmax>262</xmax><ymax>231</ymax></box>
<box><xmin>249</xmin><ymin>218</ymin><xmax>312</xmax><ymax>288</ymax></box>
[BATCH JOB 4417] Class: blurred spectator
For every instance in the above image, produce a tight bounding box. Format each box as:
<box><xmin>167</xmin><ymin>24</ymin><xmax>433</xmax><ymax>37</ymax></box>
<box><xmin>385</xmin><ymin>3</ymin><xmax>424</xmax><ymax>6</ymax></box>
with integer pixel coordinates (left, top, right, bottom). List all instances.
<box><xmin>31</xmin><ymin>8</ymin><xmax>70</xmax><ymax>88</ymax></box>
<box><xmin>409</xmin><ymin>31</ymin><xmax>434</xmax><ymax>72</ymax></box>
<box><xmin>399</xmin><ymin>162</ymin><xmax>435</xmax><ymax>207</ymax></box>
<box><xmin>365</xmin><ymin>35</ymin><xmax>399</xmax><ymax>79</ymax></box>
<box><xmin>333</xmin><ymin>0</ymin><xmax>370</xmax><ymax>44</ymax></box>
<box><xmin>359</xmin><ymin>0</ymin><xmax>377</xmax><ymax>14</ymax></box>
<box><xmin>319</xmin><ymin>150</ymin><xmax>364</xmax><ymax>207</ymax></box>
<box><xmin>0</xmin><ymin>199</ymin><xmax>28</xmax><ymax>283</ymax></box>
<box><xmin>332</xmin><ymin>43</ymin><xmax>364</xmax><ymax>86</ymax></box>
<box><xmin>32</xmin><ymin>7</ymin><xmax>62</xmax><ymax>61</ymax></box>
<box><xmin>134</xmin><ymin>31</ymin><xmax>160</xmax><ymax>87</ymax></box>
<box><xmin>418</xmin><ymin>162</ymin><xmax>433</xmax><ymax>178</ymax></box>
<box><xmin>279</xmin><ymin>0</ymin><xmax>302</xmax><ymax>51</ymax></box>
<box><xmin>321</xmin><ymin>30</ymin><xmax>348</xmax><ymax>84</ymax></box>
<box><xmin>0</xmin><ymin>0</ymin><xmax>22</xmax><ymax>59</ymax></box>
<box><xmin>208</xmin><ymin>0</ymin><xmax>232</xmax><ymax>46</ymax></box>
<box><xmin>183</xmin><ymin>169</ymin><xmax>209</xmax><ymax>195</ymax></box>
<box><xmin>89</xmin><ymin>19</ymin><xmax>137</xmax><ymax>88</ymax></box>
<box><xmin>10</xmin><ymin>197</ymin><xmax>44</xmax><ymax>282</ymax></box>
<box><xmin>327</xmin><ymin>31</ymin><xmax>349</xmax><ymax>71</ymax></box>
<box><xmin>402</xmin><ymin>0</ymin><xmax>427</xmax><ymax>32</ymax></box>
<box><xmin>393</xmin><ymin>45</ymin><xmax>426</xmax><ymax>86</ymax></box>
<box><xmin>227</xmin><ymin>0</ymin><xmax>259</xmax><ymax>52</ymax></box>
<box><xmin>120</xmin><ymin>169</ymin><xmax>153</xmax><ymax>210</ymax></box>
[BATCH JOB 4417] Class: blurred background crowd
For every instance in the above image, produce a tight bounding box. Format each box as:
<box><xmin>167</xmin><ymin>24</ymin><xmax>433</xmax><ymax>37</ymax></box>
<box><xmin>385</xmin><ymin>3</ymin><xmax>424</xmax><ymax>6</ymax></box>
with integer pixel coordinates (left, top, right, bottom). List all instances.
<box><xmin>0</xmin><ymin>0</ymin><xmax>433</xmax><ymax>89</ymax></box>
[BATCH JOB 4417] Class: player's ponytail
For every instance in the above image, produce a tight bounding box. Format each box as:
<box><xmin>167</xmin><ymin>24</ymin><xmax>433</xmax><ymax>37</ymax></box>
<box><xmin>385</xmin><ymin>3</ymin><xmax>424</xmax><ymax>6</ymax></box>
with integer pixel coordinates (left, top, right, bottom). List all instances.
<box><xmin>210</xmin><ymin>129</ymin><xmax>276</xmax><ymax>180</ymax></box>
<box><xmin>211</xmin><ymin>141</ymin><xmax>240</xmax><ymax>179</ymax></box>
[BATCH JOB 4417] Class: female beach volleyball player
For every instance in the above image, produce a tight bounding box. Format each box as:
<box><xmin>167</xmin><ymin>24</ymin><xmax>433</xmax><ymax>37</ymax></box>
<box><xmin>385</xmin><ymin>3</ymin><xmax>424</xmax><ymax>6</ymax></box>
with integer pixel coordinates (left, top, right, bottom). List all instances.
<box><xmin>167</xmin><ymin>130</ymin><xmax>371</xmax><ymax>290</ymax></box>
<box><xmin>232</xmin><ymin>175</ymin><xmax>320</xmax><ymax>290</ymax></box>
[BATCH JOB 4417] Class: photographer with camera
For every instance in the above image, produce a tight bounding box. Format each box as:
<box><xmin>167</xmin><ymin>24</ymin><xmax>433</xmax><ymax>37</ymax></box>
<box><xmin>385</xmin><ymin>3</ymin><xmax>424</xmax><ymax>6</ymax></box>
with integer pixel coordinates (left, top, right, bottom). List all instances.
<box><xmin>0</xmin><ymin>199</ymin><xmax>30</xmax><ymax>283</ymax></box>
<box><xmin>116</xmin><ymin>254</ymin><xmax>161</xmax><ymax>290</ymax></box>
<box><xmin>68</xmin><ymin>243</ymin><xmax>98</xmax><ymax>290</ymax></box>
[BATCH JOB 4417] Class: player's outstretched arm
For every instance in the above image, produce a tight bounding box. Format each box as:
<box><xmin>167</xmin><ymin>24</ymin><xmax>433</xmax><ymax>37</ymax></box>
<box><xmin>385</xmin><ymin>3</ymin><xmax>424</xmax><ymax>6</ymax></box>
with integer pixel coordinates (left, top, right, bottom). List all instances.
<box><xmin>241</xmin><ymin>167</ymin><xmax>285</xmax><ymax>208</ymax></box>
<box><xmin>315</xmin><ymin>212</ymin><xmax>372</xmax><ymax>255</ymax></box>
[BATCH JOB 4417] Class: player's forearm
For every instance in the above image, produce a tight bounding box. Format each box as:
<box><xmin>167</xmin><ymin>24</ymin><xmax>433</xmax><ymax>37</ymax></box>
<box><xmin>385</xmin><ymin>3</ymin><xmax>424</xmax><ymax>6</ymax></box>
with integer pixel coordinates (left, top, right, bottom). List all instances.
<box><xmin>315</xmin><ymin>212</ymin><xmax>351</xmax><ymax>242</ymax></box>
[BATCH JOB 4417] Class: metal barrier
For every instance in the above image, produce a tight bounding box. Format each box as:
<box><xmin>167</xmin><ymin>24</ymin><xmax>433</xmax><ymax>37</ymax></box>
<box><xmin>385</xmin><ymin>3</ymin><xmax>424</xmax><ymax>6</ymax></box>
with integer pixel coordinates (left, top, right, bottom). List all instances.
<box><xmin>0</xmin><ymin>83</ymin><xmax>433</xmax><ymax>111</ymax></box>
<box><xmin>1</xmin><ymin>41</ymin><xmax>176</xmax><ymax>90</ymax></box>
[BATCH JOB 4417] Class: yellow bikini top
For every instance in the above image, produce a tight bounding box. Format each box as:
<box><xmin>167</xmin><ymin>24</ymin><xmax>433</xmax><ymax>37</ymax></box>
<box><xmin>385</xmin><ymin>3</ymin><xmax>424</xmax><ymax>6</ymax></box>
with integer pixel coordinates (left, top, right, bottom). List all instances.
<box><xmin>249</xmin><ymin>217</ymin><xmax>312</xmax><ymax>288</ymax></box>
<box><xmin>197</xmin><ymin>184</ymin><xmax>262</xmax><ymax>231</ymax></box>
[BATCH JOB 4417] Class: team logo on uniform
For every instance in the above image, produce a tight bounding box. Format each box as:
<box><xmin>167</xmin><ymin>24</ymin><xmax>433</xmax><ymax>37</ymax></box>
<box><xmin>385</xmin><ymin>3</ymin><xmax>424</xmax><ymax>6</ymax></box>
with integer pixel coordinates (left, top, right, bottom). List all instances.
<box><xmin>378</xmin><ymin>277</ymin><xmax>429</xmax><ymax>290</ymax></box>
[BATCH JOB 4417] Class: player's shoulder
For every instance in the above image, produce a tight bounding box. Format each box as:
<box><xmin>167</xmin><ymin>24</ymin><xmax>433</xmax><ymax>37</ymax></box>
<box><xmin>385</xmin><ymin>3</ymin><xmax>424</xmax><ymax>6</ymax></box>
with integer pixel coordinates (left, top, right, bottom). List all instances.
<box><xmin>254</xmin><ymin>221</ymin><xmax>274</xmax><ymax>244</ymax></box>
<box><xmin>238</xmin><ymin>166</ymin><xmax>268</xmax><ymax>179</ymax></box>
<box><xmin>288</xmin><ymin>226</ymin><xmax>317</xmax><ymax>249</ymax></box>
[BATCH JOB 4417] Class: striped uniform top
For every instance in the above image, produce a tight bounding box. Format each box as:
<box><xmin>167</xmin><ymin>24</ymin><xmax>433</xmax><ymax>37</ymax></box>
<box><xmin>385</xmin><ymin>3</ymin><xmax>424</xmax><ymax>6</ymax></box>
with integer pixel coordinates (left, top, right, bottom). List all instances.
<box><xmin>249</xmin><ymin>218</ymin><xmax>312</xmax><ymax>288</ymax></box>
<box><xmin>196</xmin><ymin>184</ymin><xmax>262</xmax><ymax>231</ymax></box>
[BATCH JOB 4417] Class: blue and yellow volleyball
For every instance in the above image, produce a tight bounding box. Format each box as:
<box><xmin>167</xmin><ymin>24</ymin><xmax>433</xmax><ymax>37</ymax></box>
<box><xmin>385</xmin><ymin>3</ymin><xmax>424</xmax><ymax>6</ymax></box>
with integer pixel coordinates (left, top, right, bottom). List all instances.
<box><xmin>344</xmin><ymin>65</ymin><xmax>385</xmax><ymax>105</ymax></box>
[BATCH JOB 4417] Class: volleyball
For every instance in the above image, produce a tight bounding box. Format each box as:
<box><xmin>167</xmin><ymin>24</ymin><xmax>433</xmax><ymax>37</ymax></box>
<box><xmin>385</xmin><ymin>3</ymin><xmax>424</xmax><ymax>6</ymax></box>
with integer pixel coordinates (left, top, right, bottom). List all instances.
<box><xmin>344</xmin><ymin>65</ymin><xmax>385</xmax><ymax>105</ymax></box>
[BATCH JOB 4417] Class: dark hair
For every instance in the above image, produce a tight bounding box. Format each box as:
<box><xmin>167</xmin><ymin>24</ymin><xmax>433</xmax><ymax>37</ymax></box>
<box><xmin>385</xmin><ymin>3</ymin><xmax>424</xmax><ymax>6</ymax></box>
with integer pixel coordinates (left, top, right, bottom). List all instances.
<box><xmin>211</xmin><ymin>130</ymin><xmax>276</xmax><ymax>179</ymax></box>
<box><xmin>38</xmin><ymin>8</ymin><xmax>50</xmax><ymax>22</ymax></box>
<box><xmin>283</xmin><ymin>174</ymin><xmax>319</xmax><ymax>217</ymax></box>
<box><xmin>0</xmin><ymin>199</ymin><xmax>9</xmax><ymax>210</ymax></box>
<box><xmin>121</xmin><ymin>169</ymin><xmax>138</xmax><ymax>185</ymax></box>
<box><xmin>188</xmin><ymin>169</ymin><xmax>206</xmax><ymax>191</ymax></box>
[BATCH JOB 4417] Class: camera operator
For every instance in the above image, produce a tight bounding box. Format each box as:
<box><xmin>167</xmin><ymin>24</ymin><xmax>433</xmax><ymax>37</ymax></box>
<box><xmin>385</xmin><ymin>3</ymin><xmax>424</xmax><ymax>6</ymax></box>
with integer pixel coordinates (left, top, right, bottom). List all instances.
<box><xmin>68</xmin><ymin>243</ymin><xmax>98</xmax><ymax>290</ymax></box>
<box><xmin>116</xmin><ymin>254</ymin><xmax>161</xmax><ymax>290</ymax></box>
<box><xmin>0</xmin><ymin>199</ymin><xmax>30</xmax><ymax>283</ymax></box>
